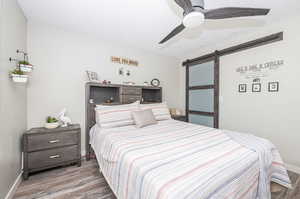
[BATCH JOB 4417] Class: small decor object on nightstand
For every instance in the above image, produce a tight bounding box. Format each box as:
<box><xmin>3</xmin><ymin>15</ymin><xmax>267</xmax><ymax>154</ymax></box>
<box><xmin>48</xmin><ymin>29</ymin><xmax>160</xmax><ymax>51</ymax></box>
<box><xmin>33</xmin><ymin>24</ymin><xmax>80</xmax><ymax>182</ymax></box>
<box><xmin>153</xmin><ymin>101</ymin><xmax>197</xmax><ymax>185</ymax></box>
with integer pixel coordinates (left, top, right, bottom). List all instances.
<box><xmin>268</xmin><ymin>82</ymin><xmax>279</xmax><ymax>92</ymax></box>
<box><xmin>238</xmin><ymin>84</ymin><xmax>247</xmax><ymax>93</ymax></box>
<box><xmin>252</xmin><ymin>83</ymin><xmax>261</xmax><ymax>92</ymax></box>
<box><xmin>58</xmin><ymin>108</ymin><xmax>72</xmax><ymax>127</ymax></box>
<box><xmin>45</xmin><ymin>116</ymin><xmax>60</xmax><ymax>129</ymax></box>
<box><xmin>151</xmin><ymin>78</ymin><xmax>160</xmax><ymax>87</ymax></box>
<box><xmin>22</xmin><ymin>124</ymin><xmax>81</xmax><ymax>180</ymax></box>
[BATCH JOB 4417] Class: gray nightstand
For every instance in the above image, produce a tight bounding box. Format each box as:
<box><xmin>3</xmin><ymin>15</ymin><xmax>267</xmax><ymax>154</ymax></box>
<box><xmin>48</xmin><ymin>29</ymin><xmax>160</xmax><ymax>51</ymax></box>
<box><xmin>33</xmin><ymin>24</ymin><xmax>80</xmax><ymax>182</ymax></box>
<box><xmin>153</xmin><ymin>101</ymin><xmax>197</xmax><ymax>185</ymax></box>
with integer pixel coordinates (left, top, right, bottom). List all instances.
<box><xmin>171</xmin><ymin>115</ymin><xmax>187</xmax><ymax>122</ymax></box>
<box><xmin>22</xmin><ymin>124</ymin><xmax>81</xmax><ymax>180</ymax></box>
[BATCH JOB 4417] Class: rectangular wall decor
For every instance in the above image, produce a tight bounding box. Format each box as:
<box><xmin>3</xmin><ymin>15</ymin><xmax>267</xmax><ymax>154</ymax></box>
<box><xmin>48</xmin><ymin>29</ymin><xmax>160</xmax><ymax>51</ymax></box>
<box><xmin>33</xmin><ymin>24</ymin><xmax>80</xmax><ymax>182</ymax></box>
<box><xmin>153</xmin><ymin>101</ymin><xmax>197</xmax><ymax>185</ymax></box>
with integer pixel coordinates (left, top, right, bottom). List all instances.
<box><xmin>111</xmin><ymin>56</ymin><xmax>139</xmax><ymax>66</ymax></box>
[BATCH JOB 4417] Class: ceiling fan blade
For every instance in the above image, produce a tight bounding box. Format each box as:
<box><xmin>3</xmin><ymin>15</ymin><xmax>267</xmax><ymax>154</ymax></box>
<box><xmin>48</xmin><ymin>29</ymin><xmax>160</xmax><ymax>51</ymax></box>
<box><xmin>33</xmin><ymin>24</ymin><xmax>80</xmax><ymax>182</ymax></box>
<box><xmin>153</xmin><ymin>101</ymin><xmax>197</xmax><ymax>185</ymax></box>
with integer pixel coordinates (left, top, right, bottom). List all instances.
<box><xmin>174</xmin><ymin>0</ymin><xmax>193</xmax><ymax>13</ymax></box>
<box><xmin>204</xmin><ymin>7</ymin><xmax>270</xmax><ymax>19</ymax></box>
<box><xmin>159</xmin><ymin>24</ymin><xmax>185</xmax><ymax>44</ymax></box>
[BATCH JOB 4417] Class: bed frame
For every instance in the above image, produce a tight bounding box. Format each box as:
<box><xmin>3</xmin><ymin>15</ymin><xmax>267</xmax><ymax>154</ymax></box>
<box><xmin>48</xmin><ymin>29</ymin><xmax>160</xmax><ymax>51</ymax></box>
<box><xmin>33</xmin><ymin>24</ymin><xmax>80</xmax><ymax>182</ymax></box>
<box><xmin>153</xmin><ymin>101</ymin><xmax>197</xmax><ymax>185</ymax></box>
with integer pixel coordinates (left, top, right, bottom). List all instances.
<box><xmin>85</xmin><ymin>82</ymin><xmax>162</xmax><ymax>160</ymax></box>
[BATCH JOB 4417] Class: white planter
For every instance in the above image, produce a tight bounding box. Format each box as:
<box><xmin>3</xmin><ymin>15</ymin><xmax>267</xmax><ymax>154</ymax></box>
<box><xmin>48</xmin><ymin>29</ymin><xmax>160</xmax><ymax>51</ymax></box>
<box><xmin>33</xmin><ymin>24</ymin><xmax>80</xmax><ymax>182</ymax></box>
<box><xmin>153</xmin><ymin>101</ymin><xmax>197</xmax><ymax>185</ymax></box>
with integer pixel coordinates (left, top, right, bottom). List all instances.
<box><xmin>44</xmin><ymin>122</ymin><xmax>60</xmax><ymax>129</ymax></box>
<box><xmin>11</xmin><ymin>74</ymin><xmax>28</xmax><ymax>83</ymax></box>
<box><xmin>20</xmin><ymin>64</ymin><xmax>33</xmax><ymax>72</ymax></box>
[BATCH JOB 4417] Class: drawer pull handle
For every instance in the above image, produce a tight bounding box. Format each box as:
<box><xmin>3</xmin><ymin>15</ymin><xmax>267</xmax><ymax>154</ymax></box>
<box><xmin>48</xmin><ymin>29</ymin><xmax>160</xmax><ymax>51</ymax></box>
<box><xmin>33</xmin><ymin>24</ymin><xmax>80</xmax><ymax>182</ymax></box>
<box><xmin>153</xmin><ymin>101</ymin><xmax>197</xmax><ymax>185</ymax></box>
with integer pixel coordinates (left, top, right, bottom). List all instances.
<box><xmin>49</xmin><ymin>155</ymin><xmax>60</xmax><ymax>159</ymax></box>
<box><xmin>49</xmin><ymin>140</ymin><xmax>60</xmax><ymax>144</ymax></box>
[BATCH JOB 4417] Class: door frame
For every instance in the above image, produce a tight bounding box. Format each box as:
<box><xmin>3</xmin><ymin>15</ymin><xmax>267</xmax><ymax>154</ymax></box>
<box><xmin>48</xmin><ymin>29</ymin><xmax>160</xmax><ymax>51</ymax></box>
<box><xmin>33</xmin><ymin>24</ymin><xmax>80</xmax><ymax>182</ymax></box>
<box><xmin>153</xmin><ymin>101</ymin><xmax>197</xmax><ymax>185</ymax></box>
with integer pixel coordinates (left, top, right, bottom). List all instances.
<box><xmin>184</xmin><ymin>32</ymin><xmax>283</xmax><ymax>129</ymax></box>
<box><xmin>185</xmin><ymin>51</ymin><xmax>220</xmax><ymax>128</ymax></box>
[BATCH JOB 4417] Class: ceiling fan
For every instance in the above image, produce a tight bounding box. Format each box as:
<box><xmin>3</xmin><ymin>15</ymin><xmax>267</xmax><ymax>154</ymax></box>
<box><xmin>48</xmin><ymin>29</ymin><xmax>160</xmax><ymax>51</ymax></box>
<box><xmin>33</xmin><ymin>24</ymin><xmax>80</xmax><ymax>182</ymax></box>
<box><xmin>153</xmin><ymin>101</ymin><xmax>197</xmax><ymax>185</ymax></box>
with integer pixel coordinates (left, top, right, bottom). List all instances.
<box><xmin>159</xmin><ymin>0</ymin><xmax>270</xmax><ymax>44</ymax></box>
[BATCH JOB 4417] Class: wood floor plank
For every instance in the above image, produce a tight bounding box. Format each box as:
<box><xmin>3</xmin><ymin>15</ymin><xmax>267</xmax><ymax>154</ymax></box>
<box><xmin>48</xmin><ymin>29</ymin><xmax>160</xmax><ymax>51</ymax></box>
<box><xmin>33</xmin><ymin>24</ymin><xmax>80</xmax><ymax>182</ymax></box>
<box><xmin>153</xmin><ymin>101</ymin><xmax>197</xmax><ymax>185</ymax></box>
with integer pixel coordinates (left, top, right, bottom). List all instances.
<box><xmin>13</xmin><ymin>160</ymin><xmax>299</xmax><ymax>199</ymax></box>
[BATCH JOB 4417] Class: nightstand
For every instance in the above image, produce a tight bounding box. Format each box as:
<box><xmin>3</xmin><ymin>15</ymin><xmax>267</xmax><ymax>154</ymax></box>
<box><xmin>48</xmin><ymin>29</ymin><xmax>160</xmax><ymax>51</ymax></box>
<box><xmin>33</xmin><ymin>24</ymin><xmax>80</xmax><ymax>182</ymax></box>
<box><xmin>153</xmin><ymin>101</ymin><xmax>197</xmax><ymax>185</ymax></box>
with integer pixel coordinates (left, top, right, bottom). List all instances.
<box><xmin>171</xmin><ymin>115</ymin><xmax>187</xmax><ymax>122</ymax></box>
<box><xmin>22</xmin><ymin>124</ymin><xmax>81</xmax><ymax>180</ymax></box>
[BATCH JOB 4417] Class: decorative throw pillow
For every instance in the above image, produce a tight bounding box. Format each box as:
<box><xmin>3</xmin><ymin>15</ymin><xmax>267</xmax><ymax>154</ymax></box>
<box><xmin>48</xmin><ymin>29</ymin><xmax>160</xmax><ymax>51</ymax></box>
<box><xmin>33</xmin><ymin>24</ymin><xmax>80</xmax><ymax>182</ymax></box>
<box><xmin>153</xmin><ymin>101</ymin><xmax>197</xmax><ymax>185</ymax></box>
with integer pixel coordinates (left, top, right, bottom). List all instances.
<box><xmin>95</xmin><ymin>101</ymin><xmax>139</xmax><ymax>128</ymax></box>
<box><xmin>140</xmin><ymin>102</ymin><xmax>171</xmax><ymax>121</ymax></box>
<box><xmin>132</xmin><ymin>109</ymin><xmax>157</xmax><ymax>128</ymax></box>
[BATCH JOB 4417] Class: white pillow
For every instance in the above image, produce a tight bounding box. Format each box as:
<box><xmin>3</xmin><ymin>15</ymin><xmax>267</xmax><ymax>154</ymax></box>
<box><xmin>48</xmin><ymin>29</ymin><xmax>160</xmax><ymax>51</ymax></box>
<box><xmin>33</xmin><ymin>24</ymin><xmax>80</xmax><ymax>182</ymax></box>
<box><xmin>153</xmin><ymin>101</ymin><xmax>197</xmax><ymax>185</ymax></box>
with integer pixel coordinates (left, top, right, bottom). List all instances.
<box><xmin>132</xmin><ymin>109</ymin><xmax>157</xmax><ymax>128</ymax></box>
<box><xmin>140</xmin><ymin>102</ymin><xmax>171</xmax><ymax>121</ymax></box>
<box><xmin>95</xmin><ymin>101</ymin><xmax>139</xmax><ymax>128</ymax></box>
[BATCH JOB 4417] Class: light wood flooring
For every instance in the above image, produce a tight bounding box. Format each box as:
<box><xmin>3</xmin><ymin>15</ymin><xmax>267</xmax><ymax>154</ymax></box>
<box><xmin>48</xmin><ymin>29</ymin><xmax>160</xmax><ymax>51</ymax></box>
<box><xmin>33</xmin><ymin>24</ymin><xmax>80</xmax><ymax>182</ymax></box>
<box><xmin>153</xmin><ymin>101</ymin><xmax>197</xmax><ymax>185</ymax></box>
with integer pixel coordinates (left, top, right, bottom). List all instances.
<box><xmin>13</xmin><ymin>160</ymin><xmax>300</xmax><ymax>199</ymax></box>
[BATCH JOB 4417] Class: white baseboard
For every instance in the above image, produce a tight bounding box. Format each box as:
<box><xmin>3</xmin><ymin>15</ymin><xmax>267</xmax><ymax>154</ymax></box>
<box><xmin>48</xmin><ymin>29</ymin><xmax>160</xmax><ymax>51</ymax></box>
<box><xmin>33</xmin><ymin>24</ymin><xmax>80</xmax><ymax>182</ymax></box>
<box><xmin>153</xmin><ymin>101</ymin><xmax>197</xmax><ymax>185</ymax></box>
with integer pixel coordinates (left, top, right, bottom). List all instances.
<box><xmin>4</xmin><ymin>172</ymin><xmax>22</xmax><ymax>199</ymax></box>
<box><xmin>81</xmin><ymin>150</ymin><xmax>86</xmax><ymax>157</ymax></box>
<box><xmin>286</xmin><ymin>164</ymin><xmax>300</xmax><ymax>174</ymax></box>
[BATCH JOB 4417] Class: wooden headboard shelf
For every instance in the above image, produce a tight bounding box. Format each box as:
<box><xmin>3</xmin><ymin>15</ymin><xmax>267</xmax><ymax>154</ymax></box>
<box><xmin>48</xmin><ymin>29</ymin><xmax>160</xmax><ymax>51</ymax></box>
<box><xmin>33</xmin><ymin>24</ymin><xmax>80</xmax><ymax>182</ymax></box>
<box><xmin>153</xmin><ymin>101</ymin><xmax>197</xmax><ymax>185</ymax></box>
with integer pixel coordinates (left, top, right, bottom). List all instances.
<box><xmin>85</xmin><ymin>82</ymin><xmax>162</xmax><ymax>160</ymax></box>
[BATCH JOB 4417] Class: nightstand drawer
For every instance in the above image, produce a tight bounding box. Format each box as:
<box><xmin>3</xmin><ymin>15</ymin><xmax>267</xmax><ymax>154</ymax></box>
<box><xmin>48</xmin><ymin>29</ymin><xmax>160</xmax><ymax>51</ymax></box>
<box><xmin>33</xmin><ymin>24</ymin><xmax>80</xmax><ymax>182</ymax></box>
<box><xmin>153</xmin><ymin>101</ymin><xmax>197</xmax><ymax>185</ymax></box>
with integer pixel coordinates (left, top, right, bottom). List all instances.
<box><xmin>27</xmin><ymin>130</ymin><xmax>78</xmax><ymax>152</ymax></box>
<box><xmin>28</xmin><ymin>145</ymin><xmax>78</xmax><ymax>169</ymax></box>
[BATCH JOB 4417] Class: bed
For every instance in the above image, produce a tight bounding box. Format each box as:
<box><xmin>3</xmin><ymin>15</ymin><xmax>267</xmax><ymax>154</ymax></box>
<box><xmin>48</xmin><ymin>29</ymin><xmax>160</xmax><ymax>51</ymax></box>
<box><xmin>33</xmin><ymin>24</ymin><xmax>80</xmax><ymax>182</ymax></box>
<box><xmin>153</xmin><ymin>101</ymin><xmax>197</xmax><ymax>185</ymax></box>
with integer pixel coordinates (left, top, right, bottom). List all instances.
<box><xmin>89</xmin><ymin>119</ymin><xmax>291</xmax><ymax>199</ymax></box>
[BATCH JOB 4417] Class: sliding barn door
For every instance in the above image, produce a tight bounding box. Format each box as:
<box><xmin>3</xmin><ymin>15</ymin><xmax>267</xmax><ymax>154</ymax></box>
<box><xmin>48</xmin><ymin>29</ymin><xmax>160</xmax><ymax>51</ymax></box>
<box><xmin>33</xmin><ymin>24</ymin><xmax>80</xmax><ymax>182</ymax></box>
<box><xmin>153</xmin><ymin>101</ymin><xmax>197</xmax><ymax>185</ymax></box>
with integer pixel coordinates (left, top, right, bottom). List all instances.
<box><xmin>186</xmin><ymin>56</ymin><xmax>219</xmax><ymax>128</ymax></box>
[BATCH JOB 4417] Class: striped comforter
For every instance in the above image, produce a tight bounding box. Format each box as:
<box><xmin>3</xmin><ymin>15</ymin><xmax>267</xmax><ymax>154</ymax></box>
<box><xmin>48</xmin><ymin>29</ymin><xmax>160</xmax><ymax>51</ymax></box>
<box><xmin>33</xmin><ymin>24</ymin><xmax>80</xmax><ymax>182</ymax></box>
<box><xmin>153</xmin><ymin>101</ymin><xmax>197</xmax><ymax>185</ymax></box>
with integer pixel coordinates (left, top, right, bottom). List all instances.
<box><xmin>90</xmin><ymin>120</ymin><xmax>291</xmax><ymax>199</ymax></box>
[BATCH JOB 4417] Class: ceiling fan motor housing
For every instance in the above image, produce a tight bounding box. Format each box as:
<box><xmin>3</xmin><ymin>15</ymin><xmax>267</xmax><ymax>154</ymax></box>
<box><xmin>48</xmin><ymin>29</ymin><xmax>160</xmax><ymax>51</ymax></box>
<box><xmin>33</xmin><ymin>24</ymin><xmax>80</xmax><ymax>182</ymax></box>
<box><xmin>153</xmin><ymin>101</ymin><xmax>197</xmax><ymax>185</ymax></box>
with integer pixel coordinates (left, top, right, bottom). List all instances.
<box><xmin>183</xmin><ymin>0</ymin><xmax>204</xmax><ymax>16</ymax></box>
<box><xmin>190</xmin><ymin>0</ymin><xmax>204</xmax><ymax>9</ymax></box>
<box><xmin>182</xmin><ymin>0</ymin><xmax>205</xmax><ymax>28</ymax></box>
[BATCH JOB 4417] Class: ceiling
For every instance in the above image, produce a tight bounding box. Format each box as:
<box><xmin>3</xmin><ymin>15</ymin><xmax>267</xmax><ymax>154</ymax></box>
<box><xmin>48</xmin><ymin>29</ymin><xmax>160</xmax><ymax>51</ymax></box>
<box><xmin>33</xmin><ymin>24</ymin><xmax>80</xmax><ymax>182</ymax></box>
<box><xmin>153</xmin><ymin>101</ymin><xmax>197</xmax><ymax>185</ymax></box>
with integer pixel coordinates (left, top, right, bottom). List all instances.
<box><xmin>18</xmin><ymin>0</ymin><xmax>299</xmax><ymax>58</ymax></box>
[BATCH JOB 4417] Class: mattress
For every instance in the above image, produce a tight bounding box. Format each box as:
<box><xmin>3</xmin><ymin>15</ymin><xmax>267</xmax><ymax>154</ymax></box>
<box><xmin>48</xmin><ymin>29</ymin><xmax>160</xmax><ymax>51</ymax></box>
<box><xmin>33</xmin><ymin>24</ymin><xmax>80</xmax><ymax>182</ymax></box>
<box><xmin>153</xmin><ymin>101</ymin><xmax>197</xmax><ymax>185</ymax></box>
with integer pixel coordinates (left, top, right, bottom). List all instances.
<box><xmin>90</xmin><ymin>119</ymin><xmax>291</xmax><ymax>199</ymax></box>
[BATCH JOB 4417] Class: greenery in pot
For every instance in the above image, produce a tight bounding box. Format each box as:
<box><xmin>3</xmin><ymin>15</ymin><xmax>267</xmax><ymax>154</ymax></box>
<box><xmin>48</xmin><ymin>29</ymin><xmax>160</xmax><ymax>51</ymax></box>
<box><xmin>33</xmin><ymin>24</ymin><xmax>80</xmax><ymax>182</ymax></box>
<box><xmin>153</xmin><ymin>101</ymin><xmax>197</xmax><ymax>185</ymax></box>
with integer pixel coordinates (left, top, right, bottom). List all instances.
<box><xmin>10</xmin><ymin>68</ymin><xmax>28</xmax><ymax>83</ymax></box>
<box><xmin>46</xmin><ymin>116</ymin><xmax>58</xmax><ymax>123</ymax></box>
<box><xmin>10</xmin><ymin>68</ymin><xmax>25</xmax><ymax>75</ymax></box>
<box><xmin>19</xmin><ymin>60</ymin><xmax>32</xmax><ymax>66</ymax></box>
<box><xmin>45</xmin><ymin>116</ymin><xmax>59</xmax><ymax>129</ymax></box>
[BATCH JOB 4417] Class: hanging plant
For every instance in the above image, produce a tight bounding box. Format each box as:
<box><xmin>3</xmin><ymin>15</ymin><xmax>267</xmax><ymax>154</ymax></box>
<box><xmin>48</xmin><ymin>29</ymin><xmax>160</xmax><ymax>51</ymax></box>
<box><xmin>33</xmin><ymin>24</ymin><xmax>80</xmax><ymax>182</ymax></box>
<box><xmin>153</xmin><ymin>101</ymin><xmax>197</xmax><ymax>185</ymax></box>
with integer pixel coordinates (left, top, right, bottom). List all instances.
<box><xmin>10</xmin><ymin>69</ymin><xmax>28</xmax><ymax>83</ymax></box>
<box><xmin>19</xmin><ymin>60</ymin><xmax>33</xmax><ymax>72</ymax></box>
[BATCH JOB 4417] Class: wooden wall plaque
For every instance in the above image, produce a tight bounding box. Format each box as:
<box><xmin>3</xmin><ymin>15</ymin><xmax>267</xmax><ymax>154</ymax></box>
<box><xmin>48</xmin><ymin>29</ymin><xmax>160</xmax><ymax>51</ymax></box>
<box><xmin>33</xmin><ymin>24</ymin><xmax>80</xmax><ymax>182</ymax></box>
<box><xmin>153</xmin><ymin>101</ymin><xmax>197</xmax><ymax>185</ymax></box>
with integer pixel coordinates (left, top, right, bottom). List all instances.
<box><xmin>111</xmin><ymin>56</ymin><xmax>138</xmax><ymax>66</ymax></box>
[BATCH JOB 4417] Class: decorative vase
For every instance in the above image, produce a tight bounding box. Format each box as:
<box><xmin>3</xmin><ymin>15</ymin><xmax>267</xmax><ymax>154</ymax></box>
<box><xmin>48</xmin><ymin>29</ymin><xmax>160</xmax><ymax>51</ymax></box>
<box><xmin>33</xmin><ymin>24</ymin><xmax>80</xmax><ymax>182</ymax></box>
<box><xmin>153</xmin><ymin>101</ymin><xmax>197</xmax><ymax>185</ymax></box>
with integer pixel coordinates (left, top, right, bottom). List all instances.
<box><xmin>44</xmin><ymin>122</ymin><xmax>60</xmax><ymax>129</ymax></box>
<box><xmin>11</xmin><ymin>74</ymin><xmax>28</xmax><ymax>83</ymax></box>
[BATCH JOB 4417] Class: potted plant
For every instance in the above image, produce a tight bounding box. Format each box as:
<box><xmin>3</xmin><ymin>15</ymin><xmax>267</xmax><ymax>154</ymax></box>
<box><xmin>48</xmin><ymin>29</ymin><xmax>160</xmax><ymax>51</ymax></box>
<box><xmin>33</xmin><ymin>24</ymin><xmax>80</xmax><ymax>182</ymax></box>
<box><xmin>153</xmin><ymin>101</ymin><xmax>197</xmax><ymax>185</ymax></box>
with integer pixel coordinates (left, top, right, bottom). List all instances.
<box><xmin>19</xmin><ymin>60</ymin><xmax>33</xmax><ymax>72</ymax></box>
<box><xmin>10</xmin><ymin>69</ymin><xmax>28</xmax><ymax>83</ymax></box>
<box><xmin>45</xmin><ymin>116</ymin><xmax>60</xmax><ymax>129</ymax></box>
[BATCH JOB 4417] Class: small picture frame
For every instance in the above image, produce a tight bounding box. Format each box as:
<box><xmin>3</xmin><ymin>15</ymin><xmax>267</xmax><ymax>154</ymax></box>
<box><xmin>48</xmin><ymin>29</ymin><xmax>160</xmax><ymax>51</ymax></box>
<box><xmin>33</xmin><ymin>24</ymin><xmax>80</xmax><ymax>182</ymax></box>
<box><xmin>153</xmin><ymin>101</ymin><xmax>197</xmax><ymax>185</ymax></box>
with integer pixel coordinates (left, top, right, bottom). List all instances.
<box><xmin>268</xmin><ymin>82</ymin><xmax>279</xmax><ymax>92</ymax></box>
<box><xmin>238</xmin><ymin>84</ymin><xmax>247</xmax><ymax>93</ymax></box>
<box><xmin>86</xmin><ymin>71</ymin><xmax>99</xmax><ymax>82</ymax></box>
<box><xmin>252</xmin><ymin>83</ymin><xmax>261</xmax><ymax>92</ymax></box>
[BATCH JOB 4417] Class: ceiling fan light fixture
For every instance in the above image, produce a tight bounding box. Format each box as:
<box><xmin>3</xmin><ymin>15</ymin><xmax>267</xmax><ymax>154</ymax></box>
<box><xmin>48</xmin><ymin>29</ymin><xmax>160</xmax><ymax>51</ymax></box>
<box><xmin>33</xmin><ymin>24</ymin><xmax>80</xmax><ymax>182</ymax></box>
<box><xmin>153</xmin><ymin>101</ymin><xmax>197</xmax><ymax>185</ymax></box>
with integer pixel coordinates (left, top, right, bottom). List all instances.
<box><xmin>183</xmin><ymin>11</ymin><xmax>205</xmax><ymax>28</ymax></box>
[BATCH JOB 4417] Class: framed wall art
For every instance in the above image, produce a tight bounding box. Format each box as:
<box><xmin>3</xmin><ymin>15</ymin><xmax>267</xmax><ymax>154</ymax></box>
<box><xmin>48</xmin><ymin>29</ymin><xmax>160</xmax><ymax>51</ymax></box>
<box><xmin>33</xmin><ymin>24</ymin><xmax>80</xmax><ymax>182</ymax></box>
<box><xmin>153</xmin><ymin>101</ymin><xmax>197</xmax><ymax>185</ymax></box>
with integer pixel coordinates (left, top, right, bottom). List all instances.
<box><xmin>268</xmin><ymin>82</ymin><xmax>279</xmax><ymax>92</ymax></box>
<box><xmin>238</xmin><ymin>84</ymin><xmax>247</xmax><ymax>93</ymax></box>
<box><xmin>252</xmin><ymin>83</ymin><xmax>261</xmax><ymax>92</ymax></box>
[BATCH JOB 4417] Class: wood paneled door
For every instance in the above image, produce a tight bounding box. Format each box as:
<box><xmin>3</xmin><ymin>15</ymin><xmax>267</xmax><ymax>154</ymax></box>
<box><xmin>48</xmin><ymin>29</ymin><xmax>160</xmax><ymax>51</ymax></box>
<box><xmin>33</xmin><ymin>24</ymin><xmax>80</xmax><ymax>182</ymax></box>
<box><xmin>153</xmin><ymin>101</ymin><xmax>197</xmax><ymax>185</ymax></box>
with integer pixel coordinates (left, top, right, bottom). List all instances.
<box><xmin>186</xmin><ymin>54</ymin><xmax>219</xmax><ymax>128</ymax></box>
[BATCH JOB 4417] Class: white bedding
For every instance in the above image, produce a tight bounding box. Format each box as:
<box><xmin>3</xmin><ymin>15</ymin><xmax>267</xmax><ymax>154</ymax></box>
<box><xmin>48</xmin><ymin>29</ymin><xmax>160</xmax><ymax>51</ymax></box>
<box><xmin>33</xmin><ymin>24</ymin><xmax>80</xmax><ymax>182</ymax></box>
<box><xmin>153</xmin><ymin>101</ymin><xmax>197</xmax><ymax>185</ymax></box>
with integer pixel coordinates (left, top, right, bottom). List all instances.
<box><xmin>90</xmin><ymin>120</ymin><xmax>291</xmax><ymax>199</ymax></box>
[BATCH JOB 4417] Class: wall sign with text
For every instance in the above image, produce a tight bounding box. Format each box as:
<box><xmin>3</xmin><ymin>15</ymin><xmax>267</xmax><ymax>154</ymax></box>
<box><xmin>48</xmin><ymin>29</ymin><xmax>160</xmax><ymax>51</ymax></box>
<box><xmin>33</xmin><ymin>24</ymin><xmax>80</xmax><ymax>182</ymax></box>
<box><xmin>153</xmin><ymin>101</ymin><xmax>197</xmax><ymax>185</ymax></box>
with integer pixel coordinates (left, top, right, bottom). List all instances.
<box><xmin>111</xmin><ymin>56</ymin><xmax>139</xmax><ymax>66</ymax></box>
<box><xmin>236</xmin><ymin>60</ymin><xmax>284</xmax><ymax>79</ymax></box>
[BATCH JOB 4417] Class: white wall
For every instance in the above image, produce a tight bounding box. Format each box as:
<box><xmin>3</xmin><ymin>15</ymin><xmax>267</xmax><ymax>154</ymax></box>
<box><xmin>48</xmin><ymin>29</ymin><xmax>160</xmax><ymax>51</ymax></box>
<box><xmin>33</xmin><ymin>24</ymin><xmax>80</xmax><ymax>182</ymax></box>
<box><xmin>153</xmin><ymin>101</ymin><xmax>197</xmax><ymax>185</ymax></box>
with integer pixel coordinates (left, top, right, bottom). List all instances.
<box><xmin>0</xmin><ymin>0</ymin><xmax>27</xmax><ymax>198</ymax></box>
<box><xmin>179</xmin><ymin>16</ymin><xmax>300</xmax><ymax>169</ymax></box>
<box><xmin>27</xmin><ymin>21</ymin><xmax>181</xmax><ymax>154</ymax></box>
